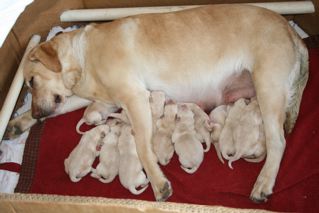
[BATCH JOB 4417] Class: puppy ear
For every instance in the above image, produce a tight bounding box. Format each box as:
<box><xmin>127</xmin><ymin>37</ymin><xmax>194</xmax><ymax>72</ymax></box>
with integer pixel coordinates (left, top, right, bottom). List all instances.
<box><xmin>29</xmin><ymin>42</ymin><xmax>62</xmax><ymax>72</ymax></box>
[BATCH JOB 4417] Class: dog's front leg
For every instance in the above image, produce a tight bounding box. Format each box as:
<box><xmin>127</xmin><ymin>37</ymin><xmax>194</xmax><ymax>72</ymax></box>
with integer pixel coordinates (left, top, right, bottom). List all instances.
<box><xmin>4</xmin><ymin>110</ymin><xmax>38</xmax><ymax>140</ymax></box>
<box><xmin>4</xmin><ymin>95</ymin><xmax>91</xmax><ymax>140</ymax></box>
<box><xmin>121</xmin><ymin>89</ymin><xmax>172</xmax><ymax>201</ymax></box>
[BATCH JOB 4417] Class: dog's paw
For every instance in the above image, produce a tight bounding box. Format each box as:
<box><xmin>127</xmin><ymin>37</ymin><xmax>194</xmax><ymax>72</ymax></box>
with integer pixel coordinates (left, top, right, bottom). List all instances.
<box><xmin>3</xmin><ymin>111</ymin><xmax>38</xmax><ymax>140</ymax></box>
<box><xmin>153</xmin><ymin>180</ymin><xmax>173</xmax><ymax>202</ymax></box>
<box><xmin>3</xmin><ymin>122</ymin><xmax>24</xmax><ymax>140</ymax></box>
<box><xmin>250</xmin><ymin>172</ymin><xmax>275</xmax><ymax>203</ymax></box>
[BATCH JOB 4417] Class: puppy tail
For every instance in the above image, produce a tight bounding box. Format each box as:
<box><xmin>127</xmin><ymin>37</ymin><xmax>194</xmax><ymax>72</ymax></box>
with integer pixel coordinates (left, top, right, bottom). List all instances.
<box><xmin>226</xmin><ymin>152</ymin><xmax>241</xmax><ymax>170</ymax></box>
<box><xmin>284</xmin><ymin>29</ymin><xmax>309</xmax><ymax>134</ymax></box>
<box><xmin>90</xmin><ymin>169</ymin><xmax>100</xmax><ymax>179</ymax></box>
<box><xmin>76</xmin><ymin>118</ymin><xmax>86</xmax><ymax>134</ymax></box>
<box><xmin>129</xmin><ymin>184</ymin><xmax>149</xmax><ymax>195</ymax></box>
<box><xmin>181</xmin><ymin>165</ymin><xmax>198</xmax><ymax>174</ymax></box>
<box><xmin>203</xmin><ymin>134</ymin><xmax>211</xmax><ymax>152</ymax></box>
<box><xmin>212</xmin><ymin>142</ymin><xmax>224</xmax><ymax>164</ymax></box>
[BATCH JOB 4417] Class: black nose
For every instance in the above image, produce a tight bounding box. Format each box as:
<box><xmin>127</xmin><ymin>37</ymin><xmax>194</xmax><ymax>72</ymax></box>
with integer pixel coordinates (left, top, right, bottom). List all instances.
<box><xmin>54</xmin><ymin>94</ymin><xmax>62</xmax><ymax>104</ymax></box>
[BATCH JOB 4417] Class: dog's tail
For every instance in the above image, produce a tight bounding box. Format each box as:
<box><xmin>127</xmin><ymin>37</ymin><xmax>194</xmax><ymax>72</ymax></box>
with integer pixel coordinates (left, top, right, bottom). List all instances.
<box><xmin>129</xmin><ymin>184</ymin><xmax>149</xmax><ymax>195</ymax></box>
<box><xmin>76</xmin><ymin>118</ymin><xmax>86</xmax><ymax>134</ymax></box>
<box><xmin>181</xmin><ymin>165</ymin><xmax>198</xmax><ymax>174</ymax></box>
<box><xmin>284</xmin><ymin>29</ymin><xmax>309</xmax><ymax>134</ymax></box>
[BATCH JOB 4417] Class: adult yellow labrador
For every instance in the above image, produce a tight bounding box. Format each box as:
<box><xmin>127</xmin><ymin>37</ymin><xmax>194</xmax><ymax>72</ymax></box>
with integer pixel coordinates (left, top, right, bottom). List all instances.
<box><xmin>14</xmin><ymin>5</ymin><xmax>309</xmax><ymax>202</ymax></box>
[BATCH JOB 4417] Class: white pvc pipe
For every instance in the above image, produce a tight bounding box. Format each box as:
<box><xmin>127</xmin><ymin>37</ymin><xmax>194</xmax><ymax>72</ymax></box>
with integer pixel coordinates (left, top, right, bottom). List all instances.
<box><xmin>0</xmin><ymin>35</ymin><xmax>41</xmax><ymax>142</ymax></box>
<box><xmin>60</xmin><ymin>1</ymin><xmax>315</xmax><ymax>22</ymax></box>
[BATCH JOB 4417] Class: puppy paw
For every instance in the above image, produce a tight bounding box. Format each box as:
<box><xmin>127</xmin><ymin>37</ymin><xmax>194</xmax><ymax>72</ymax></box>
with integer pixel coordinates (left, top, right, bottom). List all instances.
<box><xmin>250</xmin><ymin>172</ymin><xmax>275</xmax><ymax>203</ymax></box>
<box><xmin>154</xmin><ymin>180</ymin><xmax>173</xmax><ymax>202</ymax></box>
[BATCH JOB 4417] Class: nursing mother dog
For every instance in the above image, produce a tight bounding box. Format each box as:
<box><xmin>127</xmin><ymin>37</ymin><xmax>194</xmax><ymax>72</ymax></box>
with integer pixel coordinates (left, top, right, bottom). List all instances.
<box><xmin>21</xmin><ymin>4</ymin><xmax>308</xmax><ymax>202</ymax></box>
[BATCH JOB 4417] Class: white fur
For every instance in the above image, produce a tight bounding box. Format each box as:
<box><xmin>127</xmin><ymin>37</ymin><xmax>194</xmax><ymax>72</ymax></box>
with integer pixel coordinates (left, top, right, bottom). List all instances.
<box><xmin>118</xmin><ymin>124</ymin><xmax>149</xmax><ymax>195</ymax></box>
<box><xmin>64</xmin><ymin>125</ymin><xmax>109</xmax><ymax>182</ymax></box>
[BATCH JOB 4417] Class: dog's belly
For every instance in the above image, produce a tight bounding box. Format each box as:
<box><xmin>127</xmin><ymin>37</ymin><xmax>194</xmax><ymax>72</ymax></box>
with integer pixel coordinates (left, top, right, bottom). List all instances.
<box><xmin>146</xmin><ymin>70</ymin><xmax>255</xmax><ymax>111</ymax></box>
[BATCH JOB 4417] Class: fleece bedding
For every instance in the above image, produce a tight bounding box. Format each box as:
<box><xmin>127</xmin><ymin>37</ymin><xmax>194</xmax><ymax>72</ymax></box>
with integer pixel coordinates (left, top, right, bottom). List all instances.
<box><xmin>14</xmin><ymin>48</ymin><xmax>319</xmax><ymax>212</ymax></box>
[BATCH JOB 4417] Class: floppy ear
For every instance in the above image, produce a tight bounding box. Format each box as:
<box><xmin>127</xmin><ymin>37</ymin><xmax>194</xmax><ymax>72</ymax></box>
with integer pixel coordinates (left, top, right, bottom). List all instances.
<box><xmin>29</xmin><ymin>42</ymin><xmax>61</xmax><ymax>72</ymax></box>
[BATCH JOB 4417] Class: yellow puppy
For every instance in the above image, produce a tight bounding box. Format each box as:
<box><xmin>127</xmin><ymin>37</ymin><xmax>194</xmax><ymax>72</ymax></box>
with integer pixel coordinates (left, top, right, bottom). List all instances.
<box><xmin>152</xmin><ymin>103</ymin><xmax>177</xmax><ymax>166</ymax></box>
<box><xmin>91</xmin><ymin>120</ymin><xmax>121</xmax><ymax>183</ymax></box>
<box><xmin>118</xmin><ymin>124</ymin><xmax>149</xmax><ymax>195</ymax></box>
<box><xmin>172</xmin><ymin>104</ymin><xmax>204</xmax><ymax>174</ymax></box>
<box><xmin>64</xmin><ymin>125</ymin><xmax>109</xmax><ymax>182</ymax></box>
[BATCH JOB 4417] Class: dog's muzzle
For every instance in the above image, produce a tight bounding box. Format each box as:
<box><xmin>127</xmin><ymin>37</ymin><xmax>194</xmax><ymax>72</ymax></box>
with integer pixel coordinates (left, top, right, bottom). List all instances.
<box><xmin>31</xmin><ymin>103</ymin><xmax>54</xmax><ymax>119</ymax></box>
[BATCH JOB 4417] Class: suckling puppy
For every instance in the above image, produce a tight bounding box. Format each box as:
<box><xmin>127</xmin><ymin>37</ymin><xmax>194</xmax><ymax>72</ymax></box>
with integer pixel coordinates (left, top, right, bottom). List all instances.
<box><xmin>152</xmin><ymin>103</ymin><xmax>177</xmax><ymax>165</ymax></box>
<box><xmin>64</xmin><ymin>125</ymin><xmax>109</xmax><ymax>182</ymax></box>
<box><xmin>76</xmin><ymin>102</ymin><xmax>118</xmax><ymax>134</ymax></box>
<box><xmin>209</xmin><ymin>105</ymin><xmax>228</xmax><ymax>142</ymax></box>
<box><xmin>91</xmin><ymin>120</ymin><xmax>121</xmax><ymax>183</ymax></box>
<box><xmin>209</xmin><ymin>105</ymin><xmax>228</xmax><ymax>163</ymax></box>
<box><xmin>185</xmin><ymin>103</ymin><xmax>212</xmax><ymax>152</ymax></box>
<box><xmin>150</xmin><ymin>91</ymin><xmax>166</xmax><ymax>132</ymax></box>
<box><xmin>226</xmin><ymin>98</ymin><xmax>266</xmax><ymax>169</ymax></box>
<box><xmin>108</xmin><ymin>110</ymin><xmax>130</xmax><ymax>124</ymax></box>
<box><xmin>218</xmin><ymin>99</ymin><xmax>247</xmax><ymax>163</ymax></box>
<box><xmin>172</xmin><ymin>104</ymin><xmax>204</xmax><ymax>174</ymax></box>
<box><xmin>118</xmin><ymin>124</ymin><xmax>149</xmax><ymax>195</ymax></box>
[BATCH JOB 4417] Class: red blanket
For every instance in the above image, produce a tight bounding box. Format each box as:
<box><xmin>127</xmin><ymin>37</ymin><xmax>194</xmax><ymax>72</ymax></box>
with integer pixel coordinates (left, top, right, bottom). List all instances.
<box><xmin>19</xmin><ymin>49</ymin><xmax>319</xmax><ymax>212</ymax></box>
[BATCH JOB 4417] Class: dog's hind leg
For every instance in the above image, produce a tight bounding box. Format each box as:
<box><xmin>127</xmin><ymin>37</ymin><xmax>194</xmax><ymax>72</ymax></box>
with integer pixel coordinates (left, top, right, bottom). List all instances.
<box><xmin>119</xmin><ymin>88</ymin><xmax>172</xmax><ymax>201</ymax></box>
<box><xmin>250</xmin><ymin>51</ymin><xmax>296</xmax><ymax>202</ymax></box>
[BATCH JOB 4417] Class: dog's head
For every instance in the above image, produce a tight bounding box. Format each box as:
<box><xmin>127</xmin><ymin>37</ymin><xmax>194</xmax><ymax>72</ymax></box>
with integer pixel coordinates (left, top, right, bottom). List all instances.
<box><xmin>25</xmin><ymin>35</ymin><xmax>80</xmax><ymax>119</ymax></box>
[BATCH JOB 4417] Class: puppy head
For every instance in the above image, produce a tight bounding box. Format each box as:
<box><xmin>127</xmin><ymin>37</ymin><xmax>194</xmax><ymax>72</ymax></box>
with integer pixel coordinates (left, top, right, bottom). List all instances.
<box><xmin>164</xmin><ymin>104</ymin><xmax>177</xmax><ymax>119</ymax></box>
<box><xmin>177</xmin><ymin>104</ymin><xmax>194</xmax><ymax>121</ymax></box>
<box><xmin>25</xmin><ymin>35</ymin><xmax>79</xmax><ymax>119</ymax></box>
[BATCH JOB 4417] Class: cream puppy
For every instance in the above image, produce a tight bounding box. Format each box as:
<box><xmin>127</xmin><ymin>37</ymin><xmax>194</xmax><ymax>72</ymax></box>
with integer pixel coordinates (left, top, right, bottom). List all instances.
<box><xmin>152</xmin><ymin>103</ymin><xmax>177</xmax><ymax>165</ymax></box>
<box><xmin>218</xmin><ymin>99</ymin><xmax>247</xmax><ymax>162</ymax></box>
<box><xmin>226</xmin><ymin>98</ymin><xmax>266</xmax><ymax>169</ymax></box>
<box><xmin>186</xmin><ymin>103</ymin><xmax>212</xmax><ymax>152</ymax></box>
<box><xmin>172</xmin><ymin>104</ymin><xmax>204</xmax><ymax>174</ymax></box>
<box><xmin>118</xmin><ymin>124</ymin><xmax>149</xmax><ymax>195</ymax></box>
<box><xmin>108</xmin><ymin>110</ymin><xmax>130</xmax><ymax>124</ymax></box>
<box><xmin>76</xmin><ymin>102</ymin><xmax>118</xmax><ymax>134</ymax></box>
<box><xmin>64</xmin><ymin>125</ymin><xmax>109</xmax><ymax>182</ymax></box>
<box><xmin>209</xmin><ymin>105</ymin><xmax>228</xmax><ymax>163</ymax></box>
<box><xmin>91</xmin><ymin>120</ymin><xmax>121</xmax><ymax>183</ymax></box>
<box><xmin>150</xmin><ymin>91</ymin><xmax>166</xmax><ymax>132</ymax></box>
